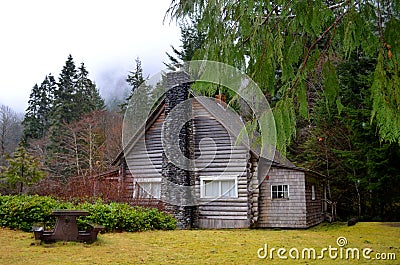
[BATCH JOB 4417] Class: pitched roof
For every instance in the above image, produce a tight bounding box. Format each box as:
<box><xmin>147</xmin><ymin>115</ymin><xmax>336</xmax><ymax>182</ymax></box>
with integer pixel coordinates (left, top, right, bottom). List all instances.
<box><xmin>193</xmin><ymin>92</ymin><xmax>295</xmax><ymax>167</ymax></box>
<box><xmin>113</xmin><ymin>85</ymin><xmax>298</xmax><ymax>170</ymax></box>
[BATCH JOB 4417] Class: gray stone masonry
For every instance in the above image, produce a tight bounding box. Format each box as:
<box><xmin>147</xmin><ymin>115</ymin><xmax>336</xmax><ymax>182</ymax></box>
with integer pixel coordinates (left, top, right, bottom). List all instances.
<box><xmin>161</xmin><ymin>71</ymin><xmax>198</xmax><ymax>229</ymax></box>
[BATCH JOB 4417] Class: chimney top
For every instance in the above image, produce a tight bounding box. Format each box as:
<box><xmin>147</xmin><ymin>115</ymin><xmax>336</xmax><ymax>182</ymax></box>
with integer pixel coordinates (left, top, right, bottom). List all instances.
<box><xmin>165</xmin><ymin>70</ymin><xmax>191</xmax><ymax>91</ymax></box>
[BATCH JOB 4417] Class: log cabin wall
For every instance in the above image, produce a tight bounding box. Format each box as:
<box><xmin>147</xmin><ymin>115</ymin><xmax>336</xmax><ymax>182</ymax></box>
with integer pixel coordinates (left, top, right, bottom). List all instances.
<box><xmin>117</xmin><ymin>162</ymin><xmax>135</xmax><ymax>202</ymax></box>
<box><xmin>124</xmin><ymin>111</ymin><xmax>165</xmax><ymax>198</ymax></box>
<box><xmin>192</xmin><ymin>100</ymin><xmax>251</xmax><ymax>228</ymax></box>
<box><xmin>257</xmin><ymin>167</ymin><xmax>308</xmax><ymax>228</ymax></box>
<box><xmin>116</xmin><ymin>69</ymin><xmax>326</xmax><ymax>229</ymax></box>
<box><xmin>248</xmin><ymin>154</ymin><xmax>260</xmax><ymax>227</ymax></box>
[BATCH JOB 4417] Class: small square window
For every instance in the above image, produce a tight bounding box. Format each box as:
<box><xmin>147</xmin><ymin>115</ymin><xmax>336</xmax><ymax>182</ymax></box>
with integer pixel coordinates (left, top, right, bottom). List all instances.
<box><xmin>271</xmin><ymin>184</ymin><xmax>289</xmax><ymax>199</ymax></box>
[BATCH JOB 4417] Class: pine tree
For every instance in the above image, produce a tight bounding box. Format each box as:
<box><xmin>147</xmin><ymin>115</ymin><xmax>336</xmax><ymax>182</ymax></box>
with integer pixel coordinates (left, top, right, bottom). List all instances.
<box><xmin>120</xmin><ymin>58</ymin><xmax>147</xmax><ymax>112</ymax></box>
<box><xmin>23</xmin><ymin>75</ymin><xmax>56</xmax><ymax>141</ymax></box>
<box><xmin>0</xmin><ymin>144</ymin><xmax>45</xmax><ymax>194</ymax></box>
<box><xmin>46</xmin><ymin>56</ymin><xmax>106</xmax><ymax>178</ymax></box>
<box><xmin>22</xmin><ymin>84</ymin><xmax>41</xmax><ymax>140</ymax></box>
<box><xmin>47</xmin><ymin>55</ymin><xmax>80</xmax><ymax>177</ymax></box>
<box><xmin>75</xmin><ymin>62</ymin><xmax>105</xmax><ymax>115</ymax></box>
<box><xmin>290</xmin><ymin>53</ymin><xmax>400</xmax><ymax>220</ymax></box>
<box><xmin>165</xmin><ymin>16</ymin><xmax>206</xmax><ymax>70</ymax></box>
<box><xmin>51</xmin><ymin>54</ymin><xmax>78</xmax><ymax>125</ymax></box>
<box><xmin>50</xmin><ymin>56</ymin><xmax>105</xmax><ymax>128</ymax></box>
<box><xmin>22</xmin><ymin>55</ymin><xmax>107</xmax><ymax>180</ymax></box>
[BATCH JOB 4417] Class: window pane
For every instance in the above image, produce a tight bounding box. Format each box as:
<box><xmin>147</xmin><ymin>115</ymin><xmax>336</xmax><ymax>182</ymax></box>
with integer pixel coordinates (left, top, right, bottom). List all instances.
<box><xmin>134</xmin><ymin>182</ymin><xmax>161</xmax><ymax>199</ymax></box>
<box><xmin>272</xmin><ymin>185</ymin><xmax>277</xmax><ymax>198</ymax></box>
<box><xmin>204</xmin><ymin>180</ymin><xmax>219</xmax><ymax>197</ymax></box>
<box><xmin>202</xmin><ymin>179</ymin><xmax>237</xmax><ymax>198</ymax></box>
<box><xmin>221</xmin><ymin>180</ymin><xmax>236</xmax><ymax>197</ymax></box>
<box><xmin>311</xmin><ymin>185</ymin><xmax>315</xmax><ymax>200</ymax></box>
<box><xmin>282</xmin><ymin>185</ymin><xmax>288</xmax><ymax>198</ymax></box>
<box><xmin>272</xmin><ymin>185</ymin><xmax>289</xmax><ymax>199</ymax></box>
<box><xmin>150</xmin><ymin>183</ymin><xmax>161</xmax><ymax>199</ymax></box>
<box><xmin>139</xmin><ymin>183</ymin><xmax>151</xmax><ymax>198</ymax></box>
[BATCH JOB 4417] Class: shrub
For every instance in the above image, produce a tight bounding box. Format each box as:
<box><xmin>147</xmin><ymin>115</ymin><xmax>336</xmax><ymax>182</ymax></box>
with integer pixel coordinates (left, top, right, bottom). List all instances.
<box><xmin>0</xmin><ymin>195</ymin><xmax>176</xmax><ymax>232</ymax></box>
<box><xmin>77</xmin><ymin>201</ymin><xmax>176</xmax><ymax>232</ymax></box>
<box><xmin>0</xmin><ymin>195</ymin><xmax>72</xmax><ymax>231</ymax></box>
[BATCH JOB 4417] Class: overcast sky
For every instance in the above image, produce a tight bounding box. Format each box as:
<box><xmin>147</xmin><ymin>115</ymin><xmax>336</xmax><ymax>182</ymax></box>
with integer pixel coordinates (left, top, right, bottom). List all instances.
<box><xmin>0</xmin><ymin>0</ymin><xmax>181</xmax><ymax>113</ymax></box>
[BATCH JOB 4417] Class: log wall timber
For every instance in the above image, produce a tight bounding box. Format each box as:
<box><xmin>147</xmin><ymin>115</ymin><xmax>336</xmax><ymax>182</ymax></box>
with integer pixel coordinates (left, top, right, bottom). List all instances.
<box><xmin>125</xmin><ymin>111</ymin><xmax>165</xmax><ymax>198</ymax></box>
<box><xmin>193</xmin><ymin>100</ymin><xmax>250</xmax><ymax>229</ymax></box>
<box><xmin>248</xmin><ymin>154</ymin><xmax>260</xmax><ymax>227</ymax></box>
<box><xmin>257</xmin><ymin>167</ymin><xmax>308</xmax><ymax>228</ymax></box>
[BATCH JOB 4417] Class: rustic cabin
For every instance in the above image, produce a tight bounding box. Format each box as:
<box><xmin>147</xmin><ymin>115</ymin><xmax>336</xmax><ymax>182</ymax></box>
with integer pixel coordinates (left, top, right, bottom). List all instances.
<box><xmin>111</xmin><ymin>70</ymin><xmax>330</xmax><ymax>229</ymax></box>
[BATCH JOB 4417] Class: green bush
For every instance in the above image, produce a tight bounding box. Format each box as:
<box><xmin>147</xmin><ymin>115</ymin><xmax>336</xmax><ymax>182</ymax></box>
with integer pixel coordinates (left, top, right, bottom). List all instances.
<box><xmin>77</xmin><ymin>201</ymin><xmax>176</xmax><ymax>232</ymax></box>
<box><xmin>0</xmin><ymin>195</ymin><xmax>72</xmax><ymax>231</ymax></box>
<box><xmin>0</xmin><ymin>195</ymin><xmax>176</xmax><ymax>232</ymax></box>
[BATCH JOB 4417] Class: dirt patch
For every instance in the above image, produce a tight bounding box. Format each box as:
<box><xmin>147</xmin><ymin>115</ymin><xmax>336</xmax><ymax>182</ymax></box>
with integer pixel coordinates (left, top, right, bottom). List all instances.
<box><xmin>381</xmin><ymin>222</ymin><xmax>400</xmax><ymax>227</ymax></box>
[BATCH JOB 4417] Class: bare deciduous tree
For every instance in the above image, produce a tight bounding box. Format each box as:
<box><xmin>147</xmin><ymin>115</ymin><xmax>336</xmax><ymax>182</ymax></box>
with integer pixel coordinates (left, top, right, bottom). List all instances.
<box><xmin>0</xmin><ymin>104</ymin><xmax>23</xmax><ymax>167</ymax></box>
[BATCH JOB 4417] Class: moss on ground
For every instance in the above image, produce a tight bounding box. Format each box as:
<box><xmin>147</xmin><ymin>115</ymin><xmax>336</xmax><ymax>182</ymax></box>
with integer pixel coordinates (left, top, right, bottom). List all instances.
<box><xmin>0</xmin><ymin>222</ymin><xmax>398</xmax><ymax>264</ymax></box>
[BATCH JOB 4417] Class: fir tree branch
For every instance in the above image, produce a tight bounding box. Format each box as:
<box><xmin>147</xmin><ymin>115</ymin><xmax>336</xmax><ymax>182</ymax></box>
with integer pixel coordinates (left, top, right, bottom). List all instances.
<box><xmin>376</xmin><ymin>0</ymin><xmax>385</xmax><ymax>43</ymax></box>
<box><xmin>287</xmin><ymin>1</ymin><xmax>361</xmax><ymax>97</ymax></box>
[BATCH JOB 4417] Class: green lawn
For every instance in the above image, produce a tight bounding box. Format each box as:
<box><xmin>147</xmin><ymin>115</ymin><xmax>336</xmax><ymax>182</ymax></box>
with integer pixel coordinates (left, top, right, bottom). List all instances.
<box><xmin>0</xmin><ymin>222</ymin><xmax>399</xmax><ymax>264</ymax></box>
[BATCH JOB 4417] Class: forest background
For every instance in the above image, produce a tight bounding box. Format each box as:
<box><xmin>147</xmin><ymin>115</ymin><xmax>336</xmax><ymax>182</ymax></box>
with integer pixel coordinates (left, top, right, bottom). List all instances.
<box><xmin>1</xmin><ymin>0</ymin><xmax>399</xmax><ymax>221</ymax></box>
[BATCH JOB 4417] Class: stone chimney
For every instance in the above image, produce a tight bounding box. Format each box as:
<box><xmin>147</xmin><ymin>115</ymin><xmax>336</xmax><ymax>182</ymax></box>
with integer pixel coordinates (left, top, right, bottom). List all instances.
<box><xmin>161</xmin><ymin>70</ymin><xmax>197</xmax><ymax>229</ymax></box>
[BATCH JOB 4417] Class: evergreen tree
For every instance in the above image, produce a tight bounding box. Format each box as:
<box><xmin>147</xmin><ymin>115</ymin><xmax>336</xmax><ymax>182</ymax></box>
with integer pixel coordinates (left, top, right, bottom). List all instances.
<box><xmin>335</xmin><ymin>55</ymin><xmax>400</xmax><ymax>220</ymax></box>
<box><xmin>22</xmin><ymin>55</ymin><xmax>107</xmax><ymax>180</ymax></box>
<box><xmin>167</xmin><ymin>0</ymin><xmax>400</xmax><ymax>148</ymax></box>
<box><xmin>0</xmin><ymin>144</ymin><xmax>45</xmax><ymax>194</ymax></box>
<box><xmin>23</xmin><ymin>74</ymin><xmax>56</xmax><ymax>141</ymax></box>
<box><xmin>22</xmin><ymin>84</ymin><xmax>41</xmax><ymax>140</ymax></box>
<box><xmin>165</xmin><ymin>16</ymin><xmax>206</xmax><ymax>70</ymax></box>
<box><xmin>46</xmin><ymin>55</ymin><xmax>78</xmax><ymax>176</ymax></box>
<box><xmin>75</xmin><ymin>62</ymin><xmax>105</xmax><ymax>115</ymax></box>
<box><xmin>51</xmin><ymin>54</ymin><xmax>78</xmax><ymax>125</ymax></box>
<box><xmin>290</xmin><ymin>53</ymin><xmax>400</xmax><ymax>220</ymax></box>
<box><xmin>120</xmin><ymin>58</ymin><xmax>147</xmax><ymax>112</ymax></box>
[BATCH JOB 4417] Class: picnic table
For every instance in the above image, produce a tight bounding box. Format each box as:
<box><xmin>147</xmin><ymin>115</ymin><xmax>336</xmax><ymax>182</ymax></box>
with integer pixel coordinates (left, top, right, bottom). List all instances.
<box><xmin>33</xmin><ymin>210</ymin><xmax>104</xmax><ymax>243</ymax></box>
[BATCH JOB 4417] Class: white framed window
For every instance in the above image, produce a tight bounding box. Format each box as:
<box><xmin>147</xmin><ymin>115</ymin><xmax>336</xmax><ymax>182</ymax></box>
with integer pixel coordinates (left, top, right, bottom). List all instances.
<box><xmin>271</xmin><ymin>184</ymin><xmax>289</xmax><ymax>199</ymax></box>
<box><xmin>133</xmin><ymin>180</ymin><xmax>161</xmax><ymax>199</ymax></box>
<box><xmin>311</xmin><ymin>185</ymin><xmax>316</xmax><ymax>200</ymax></box>
<box><xmin>200</xmin><ymin>176</ymin><xmax>238</xmax><ymax>198</ymax></box>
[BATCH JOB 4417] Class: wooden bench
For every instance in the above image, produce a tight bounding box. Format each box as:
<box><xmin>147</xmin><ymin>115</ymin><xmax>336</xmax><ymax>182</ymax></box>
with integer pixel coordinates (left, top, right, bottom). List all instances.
<box><xmin>33</xmin><ymin>210</ymin><xmax>104</xmax><ymax>244</ymax></box>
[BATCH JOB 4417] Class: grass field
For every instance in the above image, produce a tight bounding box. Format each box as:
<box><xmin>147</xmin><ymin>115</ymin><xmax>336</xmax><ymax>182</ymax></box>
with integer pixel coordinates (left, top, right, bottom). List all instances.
<box><xmin>0</xmin><ymin>222</ymin><xmax>399</xmax><ymax>264</ymax></box>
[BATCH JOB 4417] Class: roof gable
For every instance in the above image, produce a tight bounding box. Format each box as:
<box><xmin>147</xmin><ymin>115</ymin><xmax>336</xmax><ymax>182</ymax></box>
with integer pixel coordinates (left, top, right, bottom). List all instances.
<box><xmin>114</xmin><ymin>88</ymin><xmax>296</xmax><ymax>169</ymax></box>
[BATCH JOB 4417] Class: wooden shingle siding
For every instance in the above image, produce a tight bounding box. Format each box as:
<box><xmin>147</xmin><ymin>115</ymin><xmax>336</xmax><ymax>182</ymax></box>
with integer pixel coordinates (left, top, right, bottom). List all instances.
<box><xmin>193</xmin><ymin>100</ymin><xmax>250</xmax><ymax>228</ymax></box>
<box><xmin>257</xmin><ymin>167</ymin><xmax>308</xmax><ymax>228</ymax></box>
<box><xmin>305</xmin><ymin>174</ymin><xmax>324</xmax><ymax>227</ymax></box>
